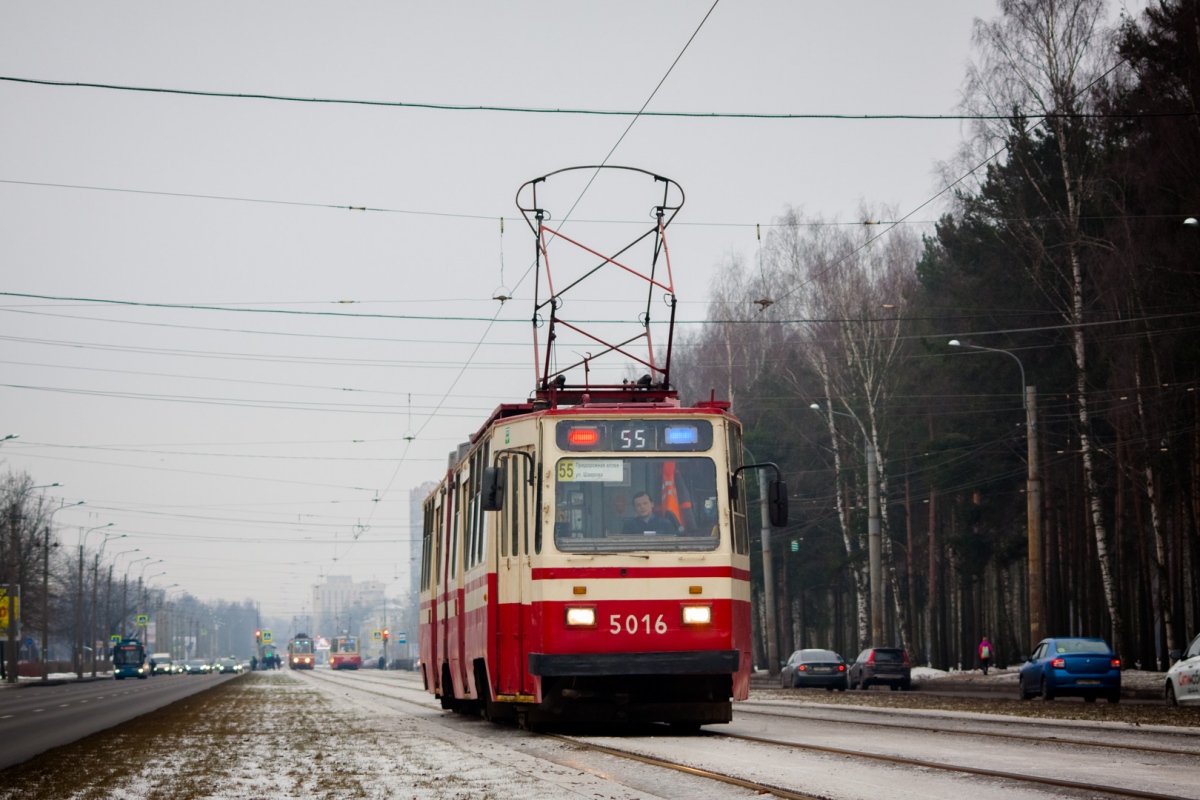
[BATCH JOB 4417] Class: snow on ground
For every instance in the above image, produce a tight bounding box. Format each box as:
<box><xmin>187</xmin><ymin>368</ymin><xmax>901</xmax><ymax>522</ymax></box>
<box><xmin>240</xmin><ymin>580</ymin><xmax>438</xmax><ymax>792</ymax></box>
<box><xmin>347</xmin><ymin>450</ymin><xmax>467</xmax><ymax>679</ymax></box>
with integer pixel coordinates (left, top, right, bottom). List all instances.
<box><xmin>912</xmin><ymin>665</ymin><xmax>1166</xmax><ymax>689</ymax></box>
<box><xmin>56</xmin><ymin>671</ymin><xmax>673</xmax><ymax>800</ymax></box>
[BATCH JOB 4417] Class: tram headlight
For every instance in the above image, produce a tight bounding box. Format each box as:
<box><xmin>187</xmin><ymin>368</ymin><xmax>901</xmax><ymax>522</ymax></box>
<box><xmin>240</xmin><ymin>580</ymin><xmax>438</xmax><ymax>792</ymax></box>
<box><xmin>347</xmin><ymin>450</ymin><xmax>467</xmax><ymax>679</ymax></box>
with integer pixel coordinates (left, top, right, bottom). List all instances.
<box><xmin>564</xmin><ymin>607</ymin><xmax>596</xmax><ymax>627</ymax></box>
<box><xmin>681</xmin><ymin>605</ymin><xmax>712</xmax><ymax>626</ymax></box>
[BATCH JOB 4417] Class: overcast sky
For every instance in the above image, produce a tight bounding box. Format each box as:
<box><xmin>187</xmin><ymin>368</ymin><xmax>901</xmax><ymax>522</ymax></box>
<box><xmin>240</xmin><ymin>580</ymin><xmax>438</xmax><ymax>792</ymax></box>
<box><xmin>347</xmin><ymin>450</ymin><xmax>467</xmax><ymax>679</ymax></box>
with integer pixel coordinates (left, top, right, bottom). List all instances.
<box><xmin>3</xmin><ymin>0</ymin><xmax>1091</xmax><ymax>620</ymax></box>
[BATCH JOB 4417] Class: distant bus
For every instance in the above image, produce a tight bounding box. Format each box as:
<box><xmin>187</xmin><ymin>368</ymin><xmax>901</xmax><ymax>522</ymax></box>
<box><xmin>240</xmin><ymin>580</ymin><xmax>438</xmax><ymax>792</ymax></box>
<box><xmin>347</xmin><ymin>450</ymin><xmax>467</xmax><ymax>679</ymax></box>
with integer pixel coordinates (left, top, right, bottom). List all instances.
<box><xmin>330</xmin><ymin>636</ymin><xmax>361</xmax><ymax>670</ymax></box>
<box><xmin>112</xmin><ymin>639</ymin><xmax>148</xmax><ymax>680</ymax></box>
<box><xmin>287</xmin><ymin>633</ymin><xmax>315</xmax><ymax>669</ymax></box>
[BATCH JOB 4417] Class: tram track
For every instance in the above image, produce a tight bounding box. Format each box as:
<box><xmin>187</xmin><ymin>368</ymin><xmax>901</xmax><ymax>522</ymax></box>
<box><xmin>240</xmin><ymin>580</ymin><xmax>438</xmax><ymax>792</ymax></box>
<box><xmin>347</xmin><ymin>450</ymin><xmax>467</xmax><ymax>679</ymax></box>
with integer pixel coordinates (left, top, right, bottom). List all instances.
<box><xmin>303</xmin><ymin>668</ymin><xmax>822</xmax><ymax>799</ymax></box>
<box><xmin>736</xmin><ymin>702</ymin><xmax>1198</xmax><ymax>756</ymax></box>
<box><xmin>305</xmin><ymin>668</ymin><xmax>1192</xmax><ymax>800</ymax></box>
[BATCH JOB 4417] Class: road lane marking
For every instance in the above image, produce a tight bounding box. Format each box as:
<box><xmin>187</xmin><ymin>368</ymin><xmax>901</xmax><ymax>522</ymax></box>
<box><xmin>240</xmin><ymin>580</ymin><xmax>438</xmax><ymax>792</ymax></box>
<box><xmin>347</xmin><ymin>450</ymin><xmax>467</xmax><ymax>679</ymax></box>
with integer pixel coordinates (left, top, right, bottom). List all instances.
<box><xmin>33</xmin><ymin>709</ymin><xmax>44</xmax><ymax>713</ymax></box>
<box><xmin>59</xmin><ymin>704</ymin><xmax>69</xmax><ymax>707</ymax></box>
<box><xmin>0</xmin><ymin>714</ymin><xmax>12</xmax><ymax>719</ymax></box>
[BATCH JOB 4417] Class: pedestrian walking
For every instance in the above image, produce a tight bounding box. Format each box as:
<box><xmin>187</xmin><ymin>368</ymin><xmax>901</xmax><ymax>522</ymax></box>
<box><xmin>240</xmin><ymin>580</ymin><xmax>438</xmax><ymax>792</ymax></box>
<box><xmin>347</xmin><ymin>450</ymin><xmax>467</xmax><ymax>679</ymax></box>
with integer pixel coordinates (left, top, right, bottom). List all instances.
<box><xmin>978</xmin><ymin>636</ymin><xmax>993</xmax><ymax>675</ymax></box>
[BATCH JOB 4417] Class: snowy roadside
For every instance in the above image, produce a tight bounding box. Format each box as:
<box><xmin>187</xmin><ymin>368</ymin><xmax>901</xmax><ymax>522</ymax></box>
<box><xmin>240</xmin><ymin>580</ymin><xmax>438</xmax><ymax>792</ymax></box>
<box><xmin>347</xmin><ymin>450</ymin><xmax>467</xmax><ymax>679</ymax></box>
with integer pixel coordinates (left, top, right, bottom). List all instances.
<box><xmin>0</xmin><ymin>670</ymin><xmax>675</xmax><ymax>800</ymax></box>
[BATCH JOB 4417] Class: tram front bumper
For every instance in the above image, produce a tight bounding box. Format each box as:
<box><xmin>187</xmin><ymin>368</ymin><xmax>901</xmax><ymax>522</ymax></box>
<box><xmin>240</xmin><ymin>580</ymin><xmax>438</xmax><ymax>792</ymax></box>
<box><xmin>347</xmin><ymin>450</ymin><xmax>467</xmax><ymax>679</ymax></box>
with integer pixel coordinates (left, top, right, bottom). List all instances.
<box><xmin>528</xmin><ymin>650</ymin><xmax>739</xmax><ymax>676</ymax></box>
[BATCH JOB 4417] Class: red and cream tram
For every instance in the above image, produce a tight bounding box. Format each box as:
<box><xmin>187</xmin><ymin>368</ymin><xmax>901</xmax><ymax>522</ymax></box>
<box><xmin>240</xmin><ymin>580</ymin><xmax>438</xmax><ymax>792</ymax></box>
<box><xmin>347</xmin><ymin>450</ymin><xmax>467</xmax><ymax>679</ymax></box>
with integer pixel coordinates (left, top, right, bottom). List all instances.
<box><xmin>287</xmin><ymin>633</ymin><xmax>315</xmax><ymax>669</ymax></box>
<box><xmin>329</xmin><ymin>636</ymin><xmax>362</xmax><ymax>670</ymax></box>
<box><xmin>417</xmin><ymin>167</ymin><xmax>786</xmax><ymax>728</ymax></box>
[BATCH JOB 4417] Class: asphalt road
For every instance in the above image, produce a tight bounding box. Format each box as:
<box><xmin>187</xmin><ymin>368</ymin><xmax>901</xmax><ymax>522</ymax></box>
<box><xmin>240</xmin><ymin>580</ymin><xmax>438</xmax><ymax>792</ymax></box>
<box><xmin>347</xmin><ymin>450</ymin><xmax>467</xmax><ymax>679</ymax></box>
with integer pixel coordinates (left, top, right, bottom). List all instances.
<box><xmin>0</xmin><ymin>672</ymin><xmax>241</xmax><ymax>770</ymax></box>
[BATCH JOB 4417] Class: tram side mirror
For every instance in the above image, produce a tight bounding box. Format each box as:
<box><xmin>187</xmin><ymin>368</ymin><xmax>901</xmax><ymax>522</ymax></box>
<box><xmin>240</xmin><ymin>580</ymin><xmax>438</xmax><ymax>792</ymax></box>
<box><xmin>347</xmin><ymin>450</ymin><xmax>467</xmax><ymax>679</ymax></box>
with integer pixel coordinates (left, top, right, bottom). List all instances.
<box><xmin>481</xmin><ymin>467</ymin><xmax>504</xmax><ymax>511</ymax></box>
<box><xmin>768</xmin><ymin>479</ymin><xmax>788</xmax><ymax>527</ymax></box>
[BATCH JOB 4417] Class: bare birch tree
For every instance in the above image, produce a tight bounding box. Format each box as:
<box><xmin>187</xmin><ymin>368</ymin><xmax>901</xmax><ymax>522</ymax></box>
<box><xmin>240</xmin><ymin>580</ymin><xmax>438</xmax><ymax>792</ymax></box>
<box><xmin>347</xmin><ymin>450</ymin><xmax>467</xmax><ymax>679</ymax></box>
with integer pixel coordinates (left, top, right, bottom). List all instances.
<box><xmin>965</xmin><ymin>0</ymin><xmax>1125</xmax><ymax>655</ymax></box>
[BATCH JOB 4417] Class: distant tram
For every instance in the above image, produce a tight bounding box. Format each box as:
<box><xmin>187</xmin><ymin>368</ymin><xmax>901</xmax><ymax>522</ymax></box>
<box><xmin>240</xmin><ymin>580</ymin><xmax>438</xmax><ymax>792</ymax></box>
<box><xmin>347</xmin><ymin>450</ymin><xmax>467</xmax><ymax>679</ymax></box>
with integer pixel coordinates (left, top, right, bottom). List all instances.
<box><xmin>287</xmin><ymin>633</ymin><xmax>315</xmax><ymax>669</ymax></box>
<box><xmin>330</xmin><ymin>636</ymin><xmax>361</xmax><ymax>670</ymax></box>
<box><xmin>418</xmin><ymin>167</ymin><xmax>786</xmax><ymax>728</ymax></box>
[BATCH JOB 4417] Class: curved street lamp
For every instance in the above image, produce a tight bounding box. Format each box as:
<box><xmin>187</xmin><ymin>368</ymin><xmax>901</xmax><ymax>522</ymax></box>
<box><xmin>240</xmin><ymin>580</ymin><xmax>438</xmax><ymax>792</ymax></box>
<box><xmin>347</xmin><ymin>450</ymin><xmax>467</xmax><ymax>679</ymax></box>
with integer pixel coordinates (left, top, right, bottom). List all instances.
<box><xmin>948</xmin><ymin>338</ymin><xmax>1043</xmax><ymax>647</ymax></box>
<box><xmin>38</xmin><ymin>498</ymin><xmax>84</xmax><ymax>681</ymax></box>
<box><xmin>809</xmin><ymin>403</ymin><xmax>882</xmax><ymax>646</ymax></box>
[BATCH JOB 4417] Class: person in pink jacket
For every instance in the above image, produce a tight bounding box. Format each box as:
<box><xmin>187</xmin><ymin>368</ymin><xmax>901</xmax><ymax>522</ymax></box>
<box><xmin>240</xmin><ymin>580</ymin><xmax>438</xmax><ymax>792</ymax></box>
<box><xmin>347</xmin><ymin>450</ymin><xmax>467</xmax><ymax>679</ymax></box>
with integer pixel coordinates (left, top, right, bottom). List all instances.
<box><xmin>978</xmin><ymin>636</ymin><xmax>993</xmax><ymax>675</ymax></box>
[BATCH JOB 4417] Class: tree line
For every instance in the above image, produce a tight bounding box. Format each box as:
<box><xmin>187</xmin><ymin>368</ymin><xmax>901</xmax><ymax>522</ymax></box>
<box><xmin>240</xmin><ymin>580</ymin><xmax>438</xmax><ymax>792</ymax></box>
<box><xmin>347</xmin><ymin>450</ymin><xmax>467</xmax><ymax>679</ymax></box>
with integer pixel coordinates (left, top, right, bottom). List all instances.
<box><xmin>0</xmin><ymin>469</ymin><xmax>258</xmax><ymax>679</ymax></box>
<box><xmin>674</xmin><ymin>0</ymin><xmax>1200</xmax><ymax>670</ymax></box>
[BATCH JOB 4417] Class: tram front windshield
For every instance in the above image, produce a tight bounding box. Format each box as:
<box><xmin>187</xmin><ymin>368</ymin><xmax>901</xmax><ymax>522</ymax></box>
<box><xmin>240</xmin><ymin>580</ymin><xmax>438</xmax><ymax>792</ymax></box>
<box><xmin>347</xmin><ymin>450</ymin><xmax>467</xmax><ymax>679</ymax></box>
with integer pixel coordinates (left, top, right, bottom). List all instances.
<box><xmin>553</xmin><ymin>456</ymin><xmax>720</xmax><ymax>553</ymax></box>
<box><xmin>291</xmin><ymin>639</ymin><xmax>313</xmax><ymax>655</ymax></box>
<box><xmin>334</xmin><ymin>639</ymin><xmax>358</xmax><ymax>653</ymax></box>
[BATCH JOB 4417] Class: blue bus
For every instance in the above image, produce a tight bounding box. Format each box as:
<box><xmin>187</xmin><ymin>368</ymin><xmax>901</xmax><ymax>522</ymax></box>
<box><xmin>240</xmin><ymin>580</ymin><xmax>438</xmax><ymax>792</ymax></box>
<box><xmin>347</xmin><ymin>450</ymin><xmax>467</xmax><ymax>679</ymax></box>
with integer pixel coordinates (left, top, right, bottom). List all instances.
<box><xmin>113</xmin><ymin>638</ymin><xmax>148</xmax><ymax>679</ymax></box>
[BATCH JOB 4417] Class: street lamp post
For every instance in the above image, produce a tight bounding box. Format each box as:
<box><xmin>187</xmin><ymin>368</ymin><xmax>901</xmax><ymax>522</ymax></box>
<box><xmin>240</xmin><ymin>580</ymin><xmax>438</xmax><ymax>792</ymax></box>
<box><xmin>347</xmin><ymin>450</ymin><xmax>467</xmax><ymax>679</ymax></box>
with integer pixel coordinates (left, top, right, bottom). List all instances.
<box><xmin>137</xmin><ymin>565</ymin><xmax>165</xmax><ymax>642</ymax></box>
<box><xmin>107</xmin><ymin>549</ymin><xmax>139</xmax><ymax>663</ymax></box>
<box><xmin>121</xmin><ymin>557</ymin><xmax>151</xmax><ymax>638</ymax></box>
<box><xmin>90</xmin><ymin>533</ymin><xmax>125</xmax><ymax>676</ymax></box>
<box><xmin>41</xmin><ymin>499</ymin><xmax>83</xmax><ymax>681</ymax></box>
<box><xmin>949</xmin><ymin>340</ymin><xmax>1042</xmax><ymax>648</ymax></box>
<box><xmin>76</xmin><ymin>523</ymin><xmax>113</xmax><ymax>678</ymax></box>
<box><xmin>810</xmin><ymin>403</ymin><xmax>883</xmax><ymax>647</ymax></box>
<box><xmin>743</xmin><ymin>446</ymin><xmax>781</xmax><ymax>676</ymax></box>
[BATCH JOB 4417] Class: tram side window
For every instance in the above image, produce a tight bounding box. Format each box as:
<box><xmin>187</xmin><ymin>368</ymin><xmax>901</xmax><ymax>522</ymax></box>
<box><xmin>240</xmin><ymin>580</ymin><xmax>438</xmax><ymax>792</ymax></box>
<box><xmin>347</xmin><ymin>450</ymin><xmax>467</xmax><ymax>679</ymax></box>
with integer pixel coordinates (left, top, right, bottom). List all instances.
<box><xmin>448</xmin><ymin>484</ymin><xmax>458</xmax><ymax>578</ymax></box>
<box><xmin>420</xmin><ymin>501</ymin><xmax>433</xmax><ymax>591</ymax></box>
<box><xmin>433</xmin><ymin>498</ymin><xmax>442</xmax><ymax>587</ymax></box>
<box><xmin>475</xmin><ymin>443</ymin><xmax>488</xmax><ymax>566</ymax></box>
<box><xmin>727</xmin><ymin>424</ymin><xmax>749</xmax><ymax>555</ymax></box>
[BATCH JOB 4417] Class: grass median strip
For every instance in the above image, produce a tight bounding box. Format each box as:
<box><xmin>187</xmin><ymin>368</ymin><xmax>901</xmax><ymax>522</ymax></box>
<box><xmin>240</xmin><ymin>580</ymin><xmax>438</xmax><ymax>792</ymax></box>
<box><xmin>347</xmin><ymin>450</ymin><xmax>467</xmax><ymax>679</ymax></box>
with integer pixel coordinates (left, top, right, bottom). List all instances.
<box><xmin>0</xmin><ymin>674</ymin><xmax>341</xmax><ymax>800</ymax></box>
<box><xmin>1</xmin><ymin>673</ymin><xmax>615</xmax><ymax>799</ymax></box>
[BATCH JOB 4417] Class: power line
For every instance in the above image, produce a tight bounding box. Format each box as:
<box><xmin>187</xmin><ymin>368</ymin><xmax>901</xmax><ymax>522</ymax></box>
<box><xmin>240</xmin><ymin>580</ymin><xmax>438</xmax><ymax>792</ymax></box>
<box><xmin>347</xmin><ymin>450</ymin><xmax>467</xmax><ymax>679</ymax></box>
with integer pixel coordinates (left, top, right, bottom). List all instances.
<box><xmin>4</xmin><ymin>75</ymin><xmax>1195</xmax><ymax>121</ymax></box>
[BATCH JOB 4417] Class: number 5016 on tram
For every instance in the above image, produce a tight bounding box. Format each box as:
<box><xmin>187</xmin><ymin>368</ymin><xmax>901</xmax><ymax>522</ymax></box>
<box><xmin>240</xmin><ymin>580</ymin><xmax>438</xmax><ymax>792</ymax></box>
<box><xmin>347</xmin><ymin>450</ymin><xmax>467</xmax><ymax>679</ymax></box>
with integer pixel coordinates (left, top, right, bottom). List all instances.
<box><xmin>418</xmin><ymin>394</ymin><xmax>786</xmax><ymax>729</ymax></box>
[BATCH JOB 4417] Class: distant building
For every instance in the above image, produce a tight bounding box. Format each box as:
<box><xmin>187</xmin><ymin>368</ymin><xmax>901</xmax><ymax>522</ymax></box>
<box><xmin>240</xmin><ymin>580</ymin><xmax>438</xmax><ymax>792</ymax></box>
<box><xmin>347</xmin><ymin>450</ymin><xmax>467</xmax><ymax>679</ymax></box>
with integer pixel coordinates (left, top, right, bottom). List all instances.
<box><xmin>312</xmin><ymin>576</ymin><xmax>384</xmax><ymax>639</ymax></box>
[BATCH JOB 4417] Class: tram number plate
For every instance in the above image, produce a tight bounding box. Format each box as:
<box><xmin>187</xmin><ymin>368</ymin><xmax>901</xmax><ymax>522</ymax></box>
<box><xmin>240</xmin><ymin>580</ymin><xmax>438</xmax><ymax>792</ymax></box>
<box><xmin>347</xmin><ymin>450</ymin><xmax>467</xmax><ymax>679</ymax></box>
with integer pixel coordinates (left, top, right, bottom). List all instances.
<box><xmin>610</xmin><ymin>614</ymin><xmax>668</xmax><ymax>635</ymax></box>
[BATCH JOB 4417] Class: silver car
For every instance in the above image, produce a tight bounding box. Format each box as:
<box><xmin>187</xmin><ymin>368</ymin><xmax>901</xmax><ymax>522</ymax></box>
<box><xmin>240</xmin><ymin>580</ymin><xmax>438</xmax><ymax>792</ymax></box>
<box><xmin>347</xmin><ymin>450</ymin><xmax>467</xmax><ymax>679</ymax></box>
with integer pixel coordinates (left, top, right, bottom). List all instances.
<box><xmin>1165</xmin><ymin>633</ymin><xmax>1200</xmax><ymax>706</ymax></box>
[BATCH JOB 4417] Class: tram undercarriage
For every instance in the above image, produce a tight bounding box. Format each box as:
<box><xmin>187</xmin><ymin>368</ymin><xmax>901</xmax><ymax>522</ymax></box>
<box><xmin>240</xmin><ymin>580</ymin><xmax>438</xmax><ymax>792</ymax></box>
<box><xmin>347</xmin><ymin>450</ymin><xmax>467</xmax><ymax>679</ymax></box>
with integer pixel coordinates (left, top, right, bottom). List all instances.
<box><xmin>444</xmin><ymin>657</ymin><xmax>734</xmax><ymax>729</ymax></box>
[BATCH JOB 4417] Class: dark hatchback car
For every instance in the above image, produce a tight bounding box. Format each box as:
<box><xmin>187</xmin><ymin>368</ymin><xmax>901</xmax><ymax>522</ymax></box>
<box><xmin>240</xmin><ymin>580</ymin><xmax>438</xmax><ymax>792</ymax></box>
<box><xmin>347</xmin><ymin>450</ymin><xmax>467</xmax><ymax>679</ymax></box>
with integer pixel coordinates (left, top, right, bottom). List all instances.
<box><xmin>1018</xmin><ymin>637</ymin><xmax>1121</xmax><ymax>702</ymax></box>
<box><xmin>848</xmin><ymin>647</ymin><xmax>912</xmax><ymax>690</ymax></box>
<box><xmin>780</xmin><ymin>649</ymin><xmax>848</xmax><ymax>690</ymax></box>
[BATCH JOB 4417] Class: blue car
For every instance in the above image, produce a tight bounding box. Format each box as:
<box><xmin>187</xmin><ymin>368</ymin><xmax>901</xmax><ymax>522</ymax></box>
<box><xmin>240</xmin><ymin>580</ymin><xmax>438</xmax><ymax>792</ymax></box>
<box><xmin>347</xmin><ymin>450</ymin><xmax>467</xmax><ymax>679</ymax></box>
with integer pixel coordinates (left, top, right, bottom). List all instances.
<box><xmin>1018</xmin><ymin>637</ymin><xmax>1121</xmax><ymax>703</ymax></box>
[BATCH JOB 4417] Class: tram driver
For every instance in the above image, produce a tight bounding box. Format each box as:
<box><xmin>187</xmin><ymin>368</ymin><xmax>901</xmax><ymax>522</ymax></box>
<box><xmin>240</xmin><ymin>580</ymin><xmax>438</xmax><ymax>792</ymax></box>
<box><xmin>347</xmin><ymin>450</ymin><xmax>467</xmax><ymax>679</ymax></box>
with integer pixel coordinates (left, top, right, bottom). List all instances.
<box><xmin>622</xmin><ymin>490</ymin><xmax>681</xmax><ymax>535</ymax></box>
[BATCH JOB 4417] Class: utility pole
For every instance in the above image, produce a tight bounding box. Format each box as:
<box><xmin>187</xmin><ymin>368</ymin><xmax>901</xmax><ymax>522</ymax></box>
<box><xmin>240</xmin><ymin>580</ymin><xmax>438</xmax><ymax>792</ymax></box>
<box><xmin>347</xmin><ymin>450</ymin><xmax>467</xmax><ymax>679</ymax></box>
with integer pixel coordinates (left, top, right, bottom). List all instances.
<box><xmin>90</xmin><ymin>555</ymin><xmax>100</xmax><ymax>676</ymax></box>
<box><xmin>42</xmin><ymin>524</ymin><xmax>50</xmax><ymax>681</ymax></box>
<box><xmin>866</xmin><ymin>445</ymin><xmax>883</xmax><ymax>646</ymax></box>
<box><xmin>6</xmin><ymin>503</ymin><xmax>22</xmax><ymax>684</ymax></box>
<box><xmin>1026</xmin><ymin>386</ymin><xmax>1043</xmax><ymax>647</ymax></box>
<box><xmin>75</xmin><ymin>534</ymin><xmax>84</xmax><ymax>678</ymax></box>
<box><xmin>758</xmin><ymin>467</ymin><xmax>779</xmax><ymax>675</ymax></box>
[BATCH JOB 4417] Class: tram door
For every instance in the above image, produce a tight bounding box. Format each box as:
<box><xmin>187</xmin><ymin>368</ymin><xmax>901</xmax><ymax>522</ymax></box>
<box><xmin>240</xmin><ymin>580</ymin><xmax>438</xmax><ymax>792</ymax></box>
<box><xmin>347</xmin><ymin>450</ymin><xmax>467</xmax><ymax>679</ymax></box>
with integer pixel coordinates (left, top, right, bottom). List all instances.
<box><xmin>497</xmin><ymin>452</ymin><xmax>533</xmax><ymax>696</ymax></box>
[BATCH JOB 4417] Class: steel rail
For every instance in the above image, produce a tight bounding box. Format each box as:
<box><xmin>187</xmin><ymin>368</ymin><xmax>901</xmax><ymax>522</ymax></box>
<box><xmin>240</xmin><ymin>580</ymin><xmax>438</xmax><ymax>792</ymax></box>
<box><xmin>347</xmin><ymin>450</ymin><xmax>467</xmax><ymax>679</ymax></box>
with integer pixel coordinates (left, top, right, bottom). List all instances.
<box><xmin>738</xmin><ymin>703</ymin><xmax>1198</xmax><ymax>756</ymax></box>
<box><xmin>308</xmin><ymin>670</ymin><xmax>1188</xmax><ymax>800</ymax></box>
<box><xmin>304</xmin><ymin>670</ymin><xmax>820</xmax><ymax>800</ymax></box>
<box><xmin>709</xmin><ymin>729</ymin><xmax>1189</xmax><ymax>800</ymax></box>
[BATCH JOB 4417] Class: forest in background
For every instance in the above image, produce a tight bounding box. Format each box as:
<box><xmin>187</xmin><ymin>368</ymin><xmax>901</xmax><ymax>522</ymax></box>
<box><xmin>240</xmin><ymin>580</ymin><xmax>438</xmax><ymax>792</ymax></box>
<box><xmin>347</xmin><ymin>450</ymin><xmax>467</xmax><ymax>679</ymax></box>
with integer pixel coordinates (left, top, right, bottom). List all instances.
<box><xmin>674</xmin><ymin>0</ymin><xmax>1200</xmax><ymax>670</ymax></box>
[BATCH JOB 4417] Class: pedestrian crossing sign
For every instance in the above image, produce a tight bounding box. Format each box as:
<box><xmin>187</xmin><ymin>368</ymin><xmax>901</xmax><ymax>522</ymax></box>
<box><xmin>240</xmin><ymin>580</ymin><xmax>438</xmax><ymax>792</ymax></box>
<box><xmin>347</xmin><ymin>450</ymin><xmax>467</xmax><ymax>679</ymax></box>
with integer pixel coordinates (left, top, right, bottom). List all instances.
<box><xmin>110</xmin><ymin>634</ymin><xmax>121</xmax><ymax>643</ymax></box>
<box><xmin>372</xmin><ymin>630</ymin><xmax>383</xmax><ymax>642</ymax></box>
<box><xmin>136</xmin><ymin>614</ymin><xmax>149</xmax><ymax>626</ymax></box>
<box><xmin>262</xmin><ymin>631</ymin><xmax>273</xmax><ymax>643</ymax></box>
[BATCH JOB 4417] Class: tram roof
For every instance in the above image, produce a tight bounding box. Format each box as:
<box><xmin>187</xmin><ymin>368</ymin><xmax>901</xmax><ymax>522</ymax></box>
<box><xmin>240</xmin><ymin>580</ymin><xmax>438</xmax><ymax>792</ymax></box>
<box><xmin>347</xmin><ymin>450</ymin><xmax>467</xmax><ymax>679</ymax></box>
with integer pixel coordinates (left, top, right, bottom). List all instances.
<box><xmin>466</xmin><ymin>388</ymin><xmax>734</xmax><ymax>446</ymax></box>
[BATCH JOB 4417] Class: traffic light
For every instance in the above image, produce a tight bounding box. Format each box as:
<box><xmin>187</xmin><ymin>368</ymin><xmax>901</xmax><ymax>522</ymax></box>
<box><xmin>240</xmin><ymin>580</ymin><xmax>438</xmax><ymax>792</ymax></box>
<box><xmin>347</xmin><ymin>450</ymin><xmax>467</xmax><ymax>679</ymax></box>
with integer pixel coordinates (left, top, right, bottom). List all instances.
<box><xmin>790</xmin><ymin>540</ymin><xmax>799</xmax><ymax>552</ymax></box>
<box><xmin>383</xmin><ymin>629</ymin><xmax>389</xmax><ymax>641</ymax></box>
<box><xmin>255</xmin><ymin>630</ymin><xmax>262</xmax><ymax>642</ymax></box>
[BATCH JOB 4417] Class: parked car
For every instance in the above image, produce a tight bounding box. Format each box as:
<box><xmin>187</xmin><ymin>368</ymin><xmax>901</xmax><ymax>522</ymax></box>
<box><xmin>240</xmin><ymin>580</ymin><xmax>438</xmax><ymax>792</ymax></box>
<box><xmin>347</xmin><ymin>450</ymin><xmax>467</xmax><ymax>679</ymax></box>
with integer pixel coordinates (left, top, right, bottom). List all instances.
<box><xmin>848</xmin><ymin>647</ymin><xmax>911</xmax><ymax>690</ymax></box>
<box><xmin>1165</xmin><ymin>632</ymin><xmax>1200</xmax><ymax>707</ymax></box>
<box><xmin>184</xmin><ymin>659</ymin><xmax>209</xmax><ymax>675</ymax></box>
<box><xmin>780</xmin><ymin>649</ymin><xmax>848</xmax><ymax>690</ymax></box>
<box><xmin>1018</xmin><ymin>637</ymin><xmax>1121</xmax><ymax>703</ymax></box>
